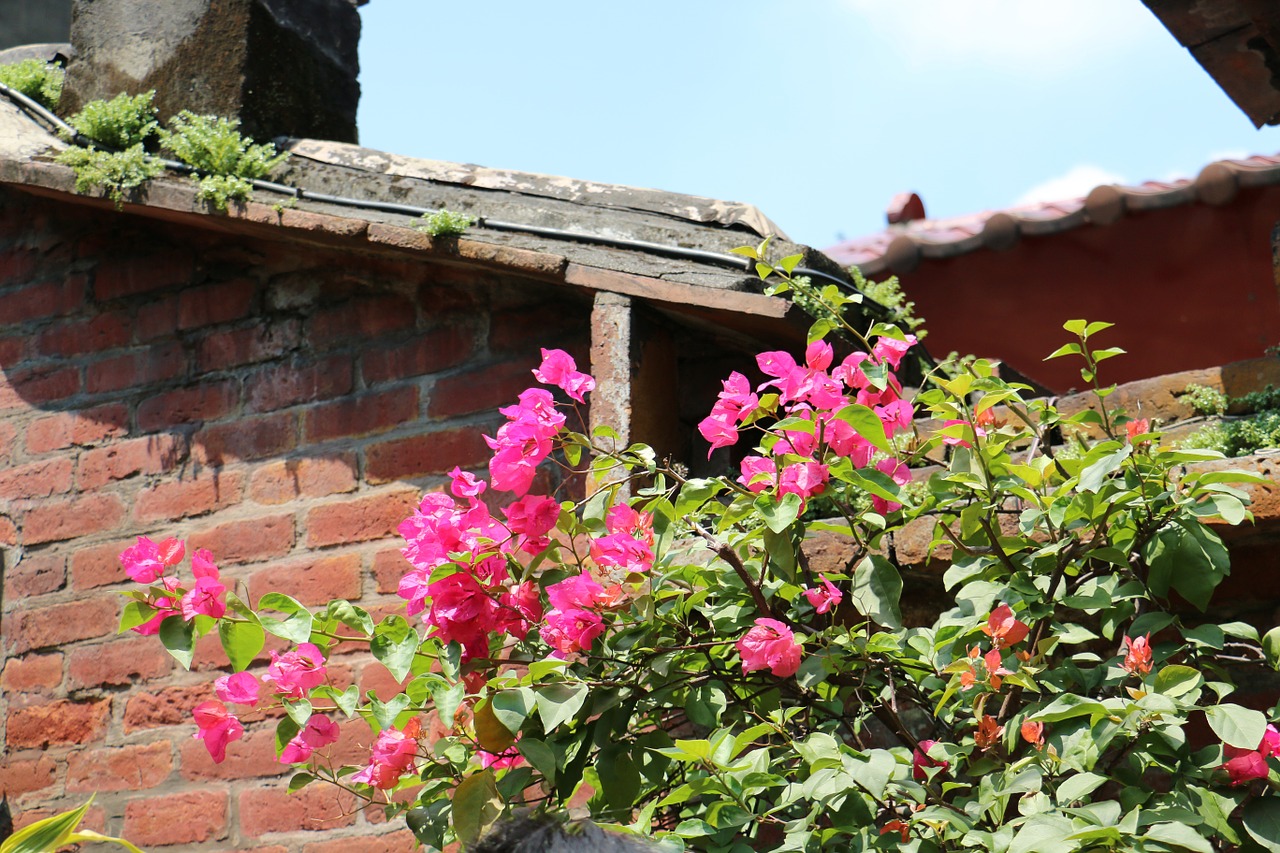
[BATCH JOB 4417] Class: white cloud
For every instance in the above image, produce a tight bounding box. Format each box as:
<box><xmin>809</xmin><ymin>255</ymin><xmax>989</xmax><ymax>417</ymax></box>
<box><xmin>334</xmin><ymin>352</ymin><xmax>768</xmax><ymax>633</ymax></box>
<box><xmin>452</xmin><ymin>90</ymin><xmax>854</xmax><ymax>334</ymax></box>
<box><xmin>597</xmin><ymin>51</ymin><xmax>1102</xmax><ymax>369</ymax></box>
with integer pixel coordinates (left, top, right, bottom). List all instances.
<box><xmin>1014</xmin><ymin>164</ymin><xmax>1126</xmax><ymax>206</ymax></box>
<box><xmin>841</xmin><ymin>1</ymin><xmax>1162</xmax><ymax>73</ymax></box>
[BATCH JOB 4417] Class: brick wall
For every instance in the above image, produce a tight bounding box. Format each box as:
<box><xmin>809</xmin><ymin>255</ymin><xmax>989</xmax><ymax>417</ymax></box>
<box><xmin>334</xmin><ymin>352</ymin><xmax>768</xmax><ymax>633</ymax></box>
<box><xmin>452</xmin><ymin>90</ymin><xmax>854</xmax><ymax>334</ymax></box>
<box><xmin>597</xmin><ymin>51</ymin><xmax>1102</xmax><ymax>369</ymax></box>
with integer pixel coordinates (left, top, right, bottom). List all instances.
<box><xmin>0</xmin><ymin>186</ymin><xmax>591</xmax><ymax>849</ymax></box>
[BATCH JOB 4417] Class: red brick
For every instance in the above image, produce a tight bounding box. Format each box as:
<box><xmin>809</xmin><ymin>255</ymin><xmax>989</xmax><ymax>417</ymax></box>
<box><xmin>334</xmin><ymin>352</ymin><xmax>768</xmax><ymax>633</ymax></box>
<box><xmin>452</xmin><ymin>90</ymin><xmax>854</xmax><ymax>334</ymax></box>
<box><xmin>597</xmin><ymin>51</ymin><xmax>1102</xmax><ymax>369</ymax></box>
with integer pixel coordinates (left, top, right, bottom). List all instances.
<box><xmin>305</xmin><ymin>489</ymin><xmax>420</xmax><ymax>548</ymax></box>
<box><xmin>309</xmin><ymin>294</ymin><xmax>417</xmax><ymax>350</ymax></box>
<box><xmin>28</xmin><ymin>405</ymin><xmax>129</xmax><ymax>453</ymax></box>
<box><xmin>67</xmin><ymin>741</ymin><xmax>173</xmax><ymax>793</ymax></box>
<box><xmin>78</xmin><ymin>433</ymin><xmax>186</xmax><ymax>491</ymax></box>
<box><xmin>0</xmin><ymin>457</ymin><xmax>73</xmax><ymax>499</ymax></box>
<box><xmin>196</xmin><ymin>318</ymin><xmax>300</xmax><ymax>372</ymax></box>
<box><xmin>365</xmin><ymin>427</ymin><xmax>491</xmax><ymax>484</ymax></box>
<box><xmin>249</xmin><ymin>454</ymin><xmax>358</xmax><ymax>505</ymax></box>
<box><xmin>301</xmin><ymin>830</ymin><xmax>417</xmax><ymax>853</ymax></box>
<box><xmin>178</xmin><ymin>278</ymin><xmax>255</xmax><ymax>329</ymax></box>
<box><xmin>133</xmin><ymin>471</ymin><xmax>244</xmax><ymax>523</ymax></box>
<box><xmin>0</xmin><ymin>755</ymin><xmax>57</xmax><ymax>797</ymax></box>
<box><xmin>70</xmin><ymin>537</ymin><xmax>137</xmax><ymax>589</ymax></box>
<box><xmin>6</xmin><ymin>698</ymin><xmax>111</xmax><ymax>748</ymax></box>
<box><xmin>0</xmin><ymin>364</ymin><xmax>80</xmax><ymax>408</ymax></box>
<box><xmin>4</xmin><ymin>551</ymin><xmax>64</xmax><ymax>597</ymax></box>
<box><xmin>244</xmin><ymin>355</ymin><xmax>353</xmax><ymax>413</ymax></box>
<box><xmin>250</xmin><ymin>553</ymin><xmax>363</xmax><ymax>606</ymax></box>
<box><xmin>372</xmin><ymin>548</ymin><xmax>410</xmax><ymax>595</ymax></box>
<box><xmin>193</xmin><ymin>412</ymin><xmax>297</xmax><ymax>465</ymax></box>
<box><xmin>428</xmin><ymin>359</ymin><xmax>536</xmax><ymax>418</ymax></box>
<box><xmin>191</xmin><ymin>627</ymin><xmax>287</xmax><ymax>673</ymax></box>
<box><xmin>22</xmin><ymin>492</ymin><xmax>125</xmax><ymax>544</ymax></box>
<box><xmin>0</xmin><ymin>248</ymin><xmax>36</xmax><ymax>288</ymax></box>
<box><xmin>358</xmin><ymin>661</ymin><xmax>410</xmax><ymax>701</ymax></box>
<box><xmin>137</xmin><ymin>380</ymin><xmax>239</xmax><ymax>432</ymax></box>
<box><xmin>7</xmin><ymin>597</ymin><xmax>118</xmax><ymax>654</ymax></box>
<box><xmin>85</xmin><ymin>342</ymin><xmax>186</xmax><ymax>394</ymax></box>
<box><xmin>0</xmin><ymin>332</ymin><xmax>26</xmax><ymax>363</ymax></box>
<box><xmin>239</xmin><ymin>782</ymin><xmax>358</xmax><ymax>836</ymax></box>
<box><xmin>124</xmin><ymin>685</ymin><xmax>214</xmax><ymax>732</ymax></box>
<box><xmin>0</xmin><ymin>513</ymin><xmax>15</xmax><ymax>545</ymax></box>
<box><xmin>0</xmin><ymin>275</ymin><xmax>83</xmax><ymax>325</ymax></box>
<box><xmin>304</xmin><ymin>387</ymin><xmax>419</xmax><ymax>443</ymax></box>
<box><xmin>25</xmin><ymin>412</ymin><xmax>73</xmax><ymax>453</ymax></box>
<box><xmin>136</xmin><ymin>294</ymin><xmax>180</xmax><ymax>341</ymax></box>
<box><xmin>37</xmin><ymin>312</ymin><xmax>130</xmax><ymax>357</ymax></box>
<box><xmin>490</xmin><ymin>302</ymin><xmax>583</xmax><ymax>353</ymax></box>
<box><xmin>14</xmin><ymin>806</ymin><xmax>106</xmax><ymax>835</ymax></box>
<box><xmin>361</xmin><ymin>325</ymin><xmax>477</xmax><ymax>384</ymax></box>
<box><xmin>188</xmin><ymin>513</ymin><xmax>295</xmax><ymax>564</ymax></box>
<box><xmin>123</xmin><ymin>789</ymin><xmax>227</xmax><ymax>847</ymax></box>
<box><xmin>0</xmin><ymin>419</ymin><xmax>16</xmax><ymax>461</ymax></box>
<box><xmin>94</xmin><ymin>250</ymin><xmax>194</xmax><ymax>301</ymax></box>
<box><xmin>68</xmin><ymin>636</ymin><xmax>172</xmax><ymax>689</ymax></box>
<box><xmin>179</xmin><ymin>728</ymin><xmax>290</xmax><ymax>782</ymax></box>
<box><xmin>1</xmin><ymin>652</ymin><xmax>63</xmax><ymax>693</ymax></box>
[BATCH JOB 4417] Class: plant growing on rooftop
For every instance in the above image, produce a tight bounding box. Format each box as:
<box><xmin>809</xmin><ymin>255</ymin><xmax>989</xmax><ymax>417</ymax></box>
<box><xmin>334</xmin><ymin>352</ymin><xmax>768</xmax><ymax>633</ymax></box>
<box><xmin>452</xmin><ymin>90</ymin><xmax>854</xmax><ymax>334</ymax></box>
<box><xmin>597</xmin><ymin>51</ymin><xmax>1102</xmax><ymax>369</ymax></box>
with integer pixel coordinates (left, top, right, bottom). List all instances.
<box><xmin>1182</xmin><ymin>383</ymin><xmax>1228</xmax><ymax>418</ymax></box>
<box><xmin>0</xmin><ymin>59</ymin><xmax>64</xmax><ymax>111</ymax></box>
<box><xmin>415</xmin><ymin>208</ymin><xmax>475</xmax><ymax>237</ymax></box>
<box><xmin>158</xmin><ymin>111</ymin><xmax>287</xmax><ymax>211</ymax></box>
<box><xmin>53</xmin><ymin>91</ymin><xmax>162</xmax><ymax>208</ymax></box>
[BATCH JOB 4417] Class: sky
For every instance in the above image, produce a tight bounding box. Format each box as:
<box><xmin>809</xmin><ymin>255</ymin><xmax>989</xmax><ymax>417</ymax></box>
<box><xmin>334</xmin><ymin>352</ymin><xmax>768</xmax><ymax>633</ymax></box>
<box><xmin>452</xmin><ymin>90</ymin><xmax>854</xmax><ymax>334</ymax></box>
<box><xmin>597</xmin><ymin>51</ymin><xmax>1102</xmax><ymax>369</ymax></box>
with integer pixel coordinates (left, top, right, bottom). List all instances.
<box><xmin>356</xmin><ymin>1</ymin><xmax>1280</xmax><ymax>250</ymax></box>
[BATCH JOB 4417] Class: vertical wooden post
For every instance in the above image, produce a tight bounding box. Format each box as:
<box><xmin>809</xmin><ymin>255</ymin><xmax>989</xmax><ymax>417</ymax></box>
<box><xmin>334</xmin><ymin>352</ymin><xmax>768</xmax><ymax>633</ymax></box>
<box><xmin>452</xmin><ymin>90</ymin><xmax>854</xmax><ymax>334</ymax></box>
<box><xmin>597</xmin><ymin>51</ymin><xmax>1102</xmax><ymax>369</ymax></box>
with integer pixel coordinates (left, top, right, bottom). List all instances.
<box><xmin>589</xmin><ymin>292</ymin><xmax>633</xmax><ymax>497</ymax></box>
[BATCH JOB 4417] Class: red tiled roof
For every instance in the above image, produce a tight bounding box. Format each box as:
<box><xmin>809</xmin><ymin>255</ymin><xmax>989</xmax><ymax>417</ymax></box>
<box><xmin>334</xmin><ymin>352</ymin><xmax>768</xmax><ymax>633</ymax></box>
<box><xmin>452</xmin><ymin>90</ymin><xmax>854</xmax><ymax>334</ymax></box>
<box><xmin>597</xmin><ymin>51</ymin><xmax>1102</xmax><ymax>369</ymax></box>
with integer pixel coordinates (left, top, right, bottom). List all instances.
<box><xmin>825</xmin><ymin>154</ymin><xmax>1280</xmax><ymax>275</ymax></box>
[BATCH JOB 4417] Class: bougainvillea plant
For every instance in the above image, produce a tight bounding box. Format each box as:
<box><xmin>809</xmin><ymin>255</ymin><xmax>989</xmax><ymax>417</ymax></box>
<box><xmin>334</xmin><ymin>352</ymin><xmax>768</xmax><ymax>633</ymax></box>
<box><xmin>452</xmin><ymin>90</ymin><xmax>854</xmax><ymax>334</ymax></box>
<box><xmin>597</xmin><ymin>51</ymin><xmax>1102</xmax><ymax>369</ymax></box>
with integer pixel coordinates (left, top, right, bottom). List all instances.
<box><xmin>116</xmin><ymin>248</ymin><xmax>1280</xmax><ymax>852</ymax></box>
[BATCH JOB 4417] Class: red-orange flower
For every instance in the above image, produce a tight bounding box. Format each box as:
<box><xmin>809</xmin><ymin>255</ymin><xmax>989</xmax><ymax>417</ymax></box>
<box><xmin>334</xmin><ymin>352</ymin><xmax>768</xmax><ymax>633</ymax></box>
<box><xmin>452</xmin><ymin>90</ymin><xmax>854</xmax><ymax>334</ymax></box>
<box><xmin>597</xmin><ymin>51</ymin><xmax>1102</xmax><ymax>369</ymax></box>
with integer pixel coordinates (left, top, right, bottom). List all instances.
<box><xmin>1126</xmin><ymin>418</ymin><xmax>1151</xmax><ymax>443</ymax></box>
<box><xmin>974</xmin><ymin>714</ymin><xmax>1003</xmax><ymax>749</ymax></box>
<box><xmin>981</xmin><ymin>603</ymin><xmax>1029</xmax><ymax>649</ymax></box>
<box><xmin>1020</xmin><ymin>719</ymin><xmax>1045</xmax><ymax>749</ymax></box>
<box><xmin>1121</xmin><ymin>633</ymin><xmax>1153</xmax><ymax>677</ymax></box>
<box><xmin>881</xmin><ymin>820</ymin><xmax>910</xmax><ymax>843</ymax></box>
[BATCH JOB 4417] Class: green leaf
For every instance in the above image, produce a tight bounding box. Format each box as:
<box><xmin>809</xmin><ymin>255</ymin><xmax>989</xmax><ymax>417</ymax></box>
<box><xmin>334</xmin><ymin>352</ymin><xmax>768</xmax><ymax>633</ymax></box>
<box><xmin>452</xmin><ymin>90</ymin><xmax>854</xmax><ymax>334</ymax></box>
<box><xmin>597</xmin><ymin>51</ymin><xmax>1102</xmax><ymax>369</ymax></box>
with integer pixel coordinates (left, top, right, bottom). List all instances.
<box><xmin>492</xmin><ymin>687</ymin><xmax>537</xmax><ymax>735</ymax></box>
<box><xmin>598</xmin><ymin>746</ymin><xmax>642</xmax><ymax>810</ymax></box>
<box><xmin>1056</xmin><ymin>772</ymin><xmax>1106</xmax><ymax>804</ymax></box>
<box><xmin>61</xmin><ymin>830</ymin><xmax>145</xmax><ymax>853</ymax></box>
<box><xmin>1264</xmin><ymin>627</ymin><xmax>1280</xmax><ymax>669</ymax></box>
<box><xmin>1143</xmin><ymin>822</ymin><xmax>1212</xmax><ymax>853</ymax></box>
<box><xmin>754</xmin><ymin>492</ymin><xmax>802</xmax><ymax>534</ymax></box>
<box><xmin>452</xmin><ymin>770</ymin><xmax>502</xmax><ymax>848</ymax></box>
<box><xmin>832</xmin><ymin>404</ymin><xmax>892</xmax><ymax>454</ymax></box>
<box><xmin>846</xmin><ymin>467</ymin><xmax>908</xmax><ymax>510</ymax></box>
<box><xmin>1035</xmin><ymin>694</ymin><xmax>1107</xmax><ymax>723</ymax></box>
<box><xmin>158</xmin><ymin>615</ymin><xmax>195</xmax><ymax>669</ymax></box>
<box><xmin>287</xmin><ymin>772</ymin><xmax>315</xmax><ymax>793</ymax></box>
<box><xmin>283</xmin><ymin>697</ymin><xmax>312</xmax><ymax>727</ymax></box>
<box><xmin>118</xmin><ymin>600</ymin><xmax>158</xmax><ymax>632</ymax></box>
<box><xmin>370</xmin><ymin>615</ymin><xmax>418</xmax><ymax>683</ymax></box>
<box><xmin>219</xmin><ymin>618</ymin><xmax>265</xmax><ymax>672</ymax></box>
<box><xmin>256</xmin><ymin>592</ymin><xmax>314</xmax><ymax>644</ymax></box>
<box><xmin>849</xmin><ymin>555</ymin><xmax>902</xmax><ymax>630</ymax></box>
<box><xmin>1077</xmin><ymin>442</ymin><xmax>1131</xmax><ymax>493</ymax></box>
<box><xmin>1154</xmin><ymin>665</ymin><xmax>1203</xmax><ymax>699</ymax></box>
<box><xmin>1045</xmin><ymin>342</ymin><xmax>1082</xmax><ymax>360</ymax></box>
<box><xmin>332</xmin><ymin>684</ymin><xmax>359</xmax><ymax>718</ymax></box>
<box><xmin>1205</xmin><ymin>703</ymin><xmax>1268</xmax><ymax>750</ymax></box>
<box><xmin>0</xmin><ymin>796</ymin><xmax>93</xmax><ymax>853</ymax></box>
<box><xmin>325</xmin><ymin>599</ymin><xmax>375</xmax><ymax>634</ymax></box>
<box><xmin>1243</xmin><ymin>796</ymin><xmax>1280</xmax><ymax>852</ymax></box>
<box><xmin>518</xmin><ymin>736</ymin><xmax>558</xmax><ymax>781</ymax></box>
<box><xmin>1144</xmin><ymin>520</ymin><xmax>1230</xmax><ymax>611</ymax></box>
<box><xmin>535</xmin><ymin>682</ymin><xmax>589</xmax><ymax>732</ymax></box>
<box><xmin>431</xmin><ymin>681</ymin><xmax>465</xmax><ymax>728</ymax></box>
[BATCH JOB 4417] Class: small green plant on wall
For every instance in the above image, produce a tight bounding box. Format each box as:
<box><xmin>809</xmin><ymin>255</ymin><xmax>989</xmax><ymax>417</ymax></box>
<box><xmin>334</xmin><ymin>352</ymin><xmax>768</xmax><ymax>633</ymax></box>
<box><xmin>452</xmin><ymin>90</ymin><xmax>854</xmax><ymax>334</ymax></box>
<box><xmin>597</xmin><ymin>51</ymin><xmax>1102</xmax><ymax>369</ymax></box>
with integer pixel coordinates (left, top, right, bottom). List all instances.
<box><xmin>415</xmin><ymin>207</ymin><xmax>475</xmax><ymax>237</ymax></box>
<box><xmin>0</xmin><ymin>58</ymin><xmax>63</xmax><ymax>110</ymax></box>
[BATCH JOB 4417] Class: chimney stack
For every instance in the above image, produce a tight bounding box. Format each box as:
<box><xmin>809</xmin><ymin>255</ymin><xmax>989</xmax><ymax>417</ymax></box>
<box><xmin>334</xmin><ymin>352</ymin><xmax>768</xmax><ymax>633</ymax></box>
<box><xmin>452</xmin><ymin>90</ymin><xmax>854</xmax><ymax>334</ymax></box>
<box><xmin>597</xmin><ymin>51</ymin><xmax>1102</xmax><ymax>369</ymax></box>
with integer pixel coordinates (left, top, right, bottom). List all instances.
<box><xmin>60</xmin><ymin>0</ymin><xmax>362</xmax><ymax>143</ymax></box>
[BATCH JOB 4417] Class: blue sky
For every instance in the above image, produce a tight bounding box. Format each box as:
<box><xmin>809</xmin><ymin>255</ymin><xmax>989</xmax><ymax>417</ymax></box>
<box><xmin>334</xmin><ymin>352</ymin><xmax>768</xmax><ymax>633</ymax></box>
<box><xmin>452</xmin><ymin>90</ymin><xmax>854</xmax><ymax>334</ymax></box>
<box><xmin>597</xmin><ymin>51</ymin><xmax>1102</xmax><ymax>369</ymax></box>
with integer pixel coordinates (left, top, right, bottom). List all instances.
<box><xmin>357</xmin><ymin>1</ymin><xmax>1280</xmax><ymax>249</ymax></box>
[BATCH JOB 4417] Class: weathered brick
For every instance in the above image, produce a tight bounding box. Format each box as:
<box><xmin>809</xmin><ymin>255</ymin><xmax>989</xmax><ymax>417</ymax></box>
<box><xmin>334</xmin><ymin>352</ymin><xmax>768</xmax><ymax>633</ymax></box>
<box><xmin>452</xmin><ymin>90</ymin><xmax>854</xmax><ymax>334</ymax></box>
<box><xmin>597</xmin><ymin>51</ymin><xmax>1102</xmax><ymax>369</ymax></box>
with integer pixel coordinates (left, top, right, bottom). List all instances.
<box><xmin>239</xmin><ymin>783</ymin><xmax>357</xmax><ymax>836</ymax></box>
<box><xmin>309</xmin><ymin>294</ymin><xmax>416</xmax><ymax>350</ymax></box>
<box><xmin>0</xmin><ymin>513</ymin><xmax>15</xmax><ymax>545</ymax></box>
<box><xmin>137</xmin><ymin>380</ymin><xmax>239</xmax><ymax>432</ymax></box>
<box><xmin>0</xmin><ymin>247</ymin><xmax>36</xmax><ymax>288</ymax></box>
<box><xmin>428</xmin><ymin>359</ymin><xmax>535</xmax><ymax>418</ymax></box>
<box><xmin>489</xmin><ymin>301</ymin><xmax>583</xmax><ymax>353</ymax></box>
<box><xmin>301</xmin><ymin>830</ymin><xmax>417</xmax><ymax>853</ymax></box>
<box><xmin>196</xmin><ymin>318</ymin><xmax>300</xmax><ymax>372</ymax></box>
<box><xmin>358</xmin><ymin>661</ymin><xmax>410</xmax><ymax>701</ymax></box>
<box><xmin>360</xmin><ymin>324</ymin><xmax>477</xmax><ymax>384</ymax></box>
<box><xmin>179</xmin><ymin>728</ymin><xmax>289</xmax><ymax>782</ymax></box>
<box><xmin>123</xmin><ymin>789</ymin><xmax>227</xmax><ymax>847</ymax></box>
<box><xmin>77</xmin><ymin>433</ymin><xmax>186</xmax><ymax>491</ymax></box>
<box><xmin>85</xmin><ymin>342</ymin><xmax>186</xmax><ymax>394</ymax></box>
<box><xmin>133</xmin><ymin>471</ymin><xmax>244</xmax><ymax>523</ymax></box>
<box><xmin>249</xmin><ymin>553</ymin><xmax>363</xmax><ymax>606</ymax></box>
<box><xmin>0</xmin><ymin>419</ymin><xmax>16</xmax><ymax>461</ymax></box>
<box><xmin>94</xmin><ymin>250</ymin><xmax>194</xmax><ymax>301</ymax></box>
<box><xmin>4</xmin><ymin>551</ymin><xmax>64</xmax><ymax>597</ymax></box>
<box><xmin>6</xmin><ymin>698</ymin><xmax>111</xmax><ymax>748</ymax></box>
<box><xmin>364</xmin><ymin>427</ymin><xmax>491</xmax><ymax>484</ymax></box>
<box><xmin>305</xmin><ymin>490</ymin><xmax>420</xmax><ymax>548</ymax></box>
<box><xmin>124</xmin><ymin>685</ymin><xmax>213</xmax><ymax>732</ymax></box>
<box><xmin>0</xmin><ymin>332</ymin><xmax>26</xmax><ymax>363</ymax></box>
<box><xmin>0</xmin><ymin>457</ymin><xmax>73</xmax><ymax>499</ymax></box>
<box><xmin>192</xmin><ymin>412</ymin><xmax>297</xmax><ymax>465</ymax></box>
<box><xmin>68</xmin><ymin>636</ymin><xmax>172</xmax><ymax>689</ymax></box>
<box><xmin>372</xmin><ymin>548</ymin><xmax>410</xmax><ymax>595</ymax></box>
<box><xmin>304</xmin><ymin>387</ymin><xmax>419</xmax><ymax>443</ymax></box>
<box><xmin>26</xmin><ymin>412</ymin><xmax>74</xmax><ymax>453</ymax></box>
<box><xmin>13</xmin><ymin>806</ymin><xmax>106</xmax><ymax>835</ymax></box>
<box><xmin>244</xmin><ymin>355</ymin><xmax>353</xmax><ymax>413</ymax></box>
<box><xmin>7</xmin><ymin>597</ymin><xmax>118</xmax><ymax>654</ymax></box>
<box><xmin>249</xmin><ymin>454</ymin><xmax>358</xmax><ymax>505</ymax></box>
<box><xmin>0</xmin><ymin>275</ymin><xmax>83</xmax><ymax>325</ymax></box>
<box><xmin>178</xmin><ymin>278</ymin><xmax>255</xmax><ymax>329</ymax></box>
<box><xmin>1</xmin><ymin>652</ymin><xmax>63</xmax><ymax>692</ymax></box>
<box><xmin>29</xmin><ymin>404</ymin><xmax>130</xmax><ymax>453</ymax></box>
<box><xmin>22</xmin><ymin>492</ymin><xmax>125</xmax><ymax>544</ymax></box>
<box><xmin>136</xmin><ymin>294</ymin><xmax>180</xmax><ymax>341</ymax></box>
<box><xmin>188</xmin><ymin>514</ymin><xmax>295</xmax><ymax>564</ymax></box>
<box><xmin>37</xmin><ymin>312</ymin><xmax>130</xmax><ymax>357</ymax></box>
<box><xmin>0</xmin><ymin>755</ymin><xmax>57</xmax><ymax>797</ymax></box>
<box><xmin>67</xmin><ymin>741</ymin><xmax>173</xmax><ymax>793</ymax></box>
<box><xmin>70</xmin><ymin>537</ymin><xmax>136</xmax><ymax>589</ymax></box>
<box><xmin>0</xmin><ymin>364</ymin><xmax>80</xmax><ymax>408</ymax></box>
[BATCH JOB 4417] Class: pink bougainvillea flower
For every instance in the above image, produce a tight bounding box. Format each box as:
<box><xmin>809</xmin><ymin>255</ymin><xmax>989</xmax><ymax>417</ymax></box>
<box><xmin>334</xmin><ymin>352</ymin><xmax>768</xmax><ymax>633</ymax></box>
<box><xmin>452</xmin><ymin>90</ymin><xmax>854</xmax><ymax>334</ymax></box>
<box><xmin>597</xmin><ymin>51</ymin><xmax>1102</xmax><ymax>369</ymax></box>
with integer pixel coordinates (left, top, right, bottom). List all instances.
<box><xmin>541</xmin><ymin>607</ymin><xmax>606</xmax><ymax>658</ymax></box>
<box><xmin>214</xmin><ymin>671</ymin><xmax>261</xmax><ymax>707</ymax></box>
<box><xmin>351</xmin><ymin>725</ymin><xmax>420</xmax><ymax>789</ymax></box>
<box><xmin>279</xmin><ymin>715</ymin><xmax>341</xmax><ymax>764</ymax></box>
<box><xmin>449</xmin><ymin>467</ymin><xmax>487</xmax><ymax>501</ymax></box>
<box><xmin>803</xmin><ymin>577</ymin><xmax>843</xmax><ymax>614</ymax></box>
<box><xmin>532</xmin><ymin>348</ymin><xmax>595</xmax><ymax>403</ymax></box>
<box><xmin>872</xmin><ymin>334</ymin><xmax>917</xmax><ymax>370</ymax></box>
<box><xmin>119</xmin><ymin>536</ymin><xmax>168</xmax><ymax>584</ymax></box>
<box><xmin>912</xmin><ymin>739</ymin><xmax>948</xmax><ymax>781</ymax></box>
<box><xmin>1020</xmin><ymin>719</ymin><xmax>1045</xmax><ymax>749</ymax></box>
<box><xmin>479</xmin><ymin>733</ymin><xmax>526</xmax><ymax>770</ymax></box>
<box><xmin>698</xmin><ymin>413</ymin><xmax>739</xmax><ymax>456</ymax></box>
<box><xmin>495</xmin><ymin>580</ymin><xmax>543</xmax><ymax>641</ymax></box>
<box><xmin>590</xmin><ymin>531</ymin><xmax>654</xmax><ymax>575</ymax></box>
<box><xmin>547</xmin><ymin>573</ymin><xmax>605</xmax><ymax>613</ymax></box>
<box><xmin>982</xmin><ymin>603</ymin><xmax>1030</xmax><ymax>649</ymax></box>
<box><xmin>1224</xmin><ymin>745</ymin><xmax>1271</xmax><ymax>786</ymax></box>
<box><xmin>737</xmin><ymin>618</ymin><xmax>802</xmax><ymax>678</ymax></box>
<box><xmin>131</xmin><ymin>576</ymin><xmax>182</xmax><ymax>636</ymax></box>
<box><xmin>1121</xmin><ymin>633</ymin><xmax>1153</xmax><ymax>677</ymax></box>
<box><xmin>875</xmin><ymin>399</ymin><xmax>915</xmax><ymax>438</ymax></box>
<box><xmin>778</xmin><ymin>461</ymin><xmax>828</xmax><ymax>509</ymax></box>
<box><xmin>606</xmin><ymin>504</ymin><xmax>655</xmax><ymax>547</ymax></box>
<box><xmin>181</xmin><ymin>574</ymin><xmax>227</xmax><ymax>620</ymax></box>
<box><xmin>192</xmin><ymin>700</ymin><xmax>244</xmax><ymax>763</ymax></box>
<box><xmin>262</xmin><ymin>643</ymin><xmax>328</xmax><ymax>699</ymax></box>
<box><xmin>871</xmin><ymin>458</ymin><xmax>911</xmax><ymax>515</ymax></box>
<box><xmin>738</xmin><ymin>456</ymin><xmax>776</xmax><ymax>493</ymax></box>
<box><xmin>1263</xmin><ymin>724</ymin><xmax>1280</xmax><ymax>758</ymax></box>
